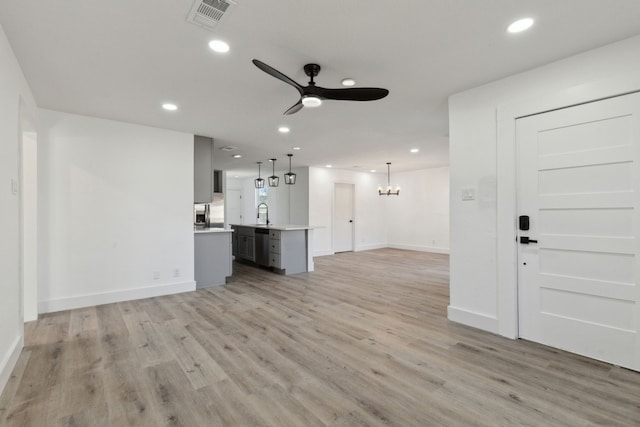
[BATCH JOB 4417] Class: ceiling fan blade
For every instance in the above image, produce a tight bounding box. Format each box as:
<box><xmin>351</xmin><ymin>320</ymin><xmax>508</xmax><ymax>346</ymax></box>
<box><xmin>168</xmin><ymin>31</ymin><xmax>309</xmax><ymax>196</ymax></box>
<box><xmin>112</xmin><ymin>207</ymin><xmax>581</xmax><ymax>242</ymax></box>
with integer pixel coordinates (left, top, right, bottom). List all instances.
<box><xmin>252</xmin><ymin>59</ymin><xmax>303</xmax><ymax>93</ymax></box>
<box><xmin>283</xmin><ymin>99</ymin><xmax>303</xmax><ymax>115</ymax></box>
<box><xmin>316</xmin><ymin>87</ymin><xmax>389</xmax><ymax>101</ymax></box>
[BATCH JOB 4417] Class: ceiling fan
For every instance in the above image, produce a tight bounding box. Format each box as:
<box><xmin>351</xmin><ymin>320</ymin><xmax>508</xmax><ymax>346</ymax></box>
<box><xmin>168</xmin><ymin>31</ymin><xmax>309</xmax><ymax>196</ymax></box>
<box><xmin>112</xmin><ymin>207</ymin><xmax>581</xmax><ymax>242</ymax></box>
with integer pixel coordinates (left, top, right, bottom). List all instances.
<box><xmin>252</xmin><ymin>59</ymin><xmax>389</xmax><ymax>115</ymax></box>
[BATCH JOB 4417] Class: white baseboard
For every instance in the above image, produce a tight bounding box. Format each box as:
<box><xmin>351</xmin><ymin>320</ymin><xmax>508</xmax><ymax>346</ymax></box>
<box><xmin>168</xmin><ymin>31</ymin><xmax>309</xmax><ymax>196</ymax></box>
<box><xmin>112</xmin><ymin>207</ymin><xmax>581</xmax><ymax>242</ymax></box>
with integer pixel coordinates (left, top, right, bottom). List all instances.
<box><xmin>0</xmin><ymin>334</ymin><xmax>24</xmax><ymax>397</ymax></box>
<box><xmin>39</xmin><ymin>280</ymin><xmax>197</xmax><ymax>314</ymax></box>
<box><xmin>355</xmin><ymin>243</ymin><xmax>386</xmax><ymax>252</ymax></box>
<box><xmin>387</xmin><ymin>243</ymin><xmax>450</xmax><ymax>254</ymax></box>
<box><xmin>315</xmin><ymin>244</ymin><xmax>450</xmax><ymax>256</ymax></box>
<box><xmin>447</xmin><ymin>305</ymin><xmax>498</xmax><ymax>334</ymax></box>
<box><xmin>313</xmin><ymin>249</ymin><xmax>335</xmax><ymax>257</ymax></box>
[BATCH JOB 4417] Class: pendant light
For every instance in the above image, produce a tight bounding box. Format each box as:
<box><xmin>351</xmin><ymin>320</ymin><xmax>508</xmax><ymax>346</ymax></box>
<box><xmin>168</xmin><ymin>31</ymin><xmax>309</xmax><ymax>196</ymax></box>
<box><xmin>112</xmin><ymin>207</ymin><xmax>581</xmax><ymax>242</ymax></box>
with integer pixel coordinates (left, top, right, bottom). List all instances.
<box><xmin>378</xmin><ymin>162</ymin><xmax>400</xmax><ymax>196</ymax></box>
<box><xmin>268</xmin><ymin>158</ymin><xmax>279</xmax><ymax>187</ymax></box>
<box><xmin>254</xmin><ymin>161</ymin><xmax>265</xmax><ymax>188</ymax></box>
<box><xmin>284</xmin><ymin>153</ymin><xmax>296</xmax><ymax>185</ymax></box>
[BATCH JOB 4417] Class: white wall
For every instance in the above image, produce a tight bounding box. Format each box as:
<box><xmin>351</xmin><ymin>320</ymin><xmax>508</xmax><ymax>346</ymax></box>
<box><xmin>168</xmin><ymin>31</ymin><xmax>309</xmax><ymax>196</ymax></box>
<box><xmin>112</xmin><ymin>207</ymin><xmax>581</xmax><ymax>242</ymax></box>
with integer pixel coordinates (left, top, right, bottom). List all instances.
<box><xmin>288</xmin><ymin>167</ymin><xmax>309</xmax><ymax>225</ymax></box>
<box><xmin>386</xmin><ymin>167</ymin><xmax>449</xmax><ymax>254</ymax></box>
<box><xmin>38</xmin><ymin>109</ymin><xmax>195</xmax><ymax>313</ymax></box>
<box><xmin>448</xmin><ymin>35</ymin><xmax>640</xmax><ymax>335</ymax></box>
<box><xmin>309</xmin><ymin>167</ymin><xmax>387</xmax><ymax>256</ymax></box>
<box><xmin>0</xmin><ymin>23</ymin><xmax>38</xmax><ymax>395</ymax></box>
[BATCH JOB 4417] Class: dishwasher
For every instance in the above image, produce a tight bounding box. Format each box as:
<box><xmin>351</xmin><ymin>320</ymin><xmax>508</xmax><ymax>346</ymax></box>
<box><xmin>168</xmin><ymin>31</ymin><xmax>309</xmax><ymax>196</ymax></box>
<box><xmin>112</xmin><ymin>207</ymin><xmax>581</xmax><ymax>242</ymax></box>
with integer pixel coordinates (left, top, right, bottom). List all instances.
<box><xmin>254</xmin><ymin>228</ymin><xmax>270</xmax><ymax>267</ymax></box>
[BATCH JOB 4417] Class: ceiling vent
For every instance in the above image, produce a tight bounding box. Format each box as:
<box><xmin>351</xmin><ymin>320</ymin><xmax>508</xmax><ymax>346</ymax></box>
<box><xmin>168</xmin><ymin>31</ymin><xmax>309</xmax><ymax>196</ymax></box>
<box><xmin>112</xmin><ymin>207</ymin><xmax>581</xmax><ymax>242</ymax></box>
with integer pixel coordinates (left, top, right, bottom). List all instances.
<box><xmin>187</xmin><ymin>0</ymin><xmax>237</xmax><ymax>31</ymax></box>
<box><xmin>219</xmin><ymin>145</ymin><xmax>239</xmax><ymax>151</ymax></box>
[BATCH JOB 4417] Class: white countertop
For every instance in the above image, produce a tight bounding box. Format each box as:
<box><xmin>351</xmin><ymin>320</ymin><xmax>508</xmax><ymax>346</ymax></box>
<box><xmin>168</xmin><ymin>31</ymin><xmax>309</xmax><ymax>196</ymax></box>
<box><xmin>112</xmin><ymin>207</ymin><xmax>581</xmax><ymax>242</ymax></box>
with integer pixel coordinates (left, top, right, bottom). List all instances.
<box><xmin>194</xmin><ymin>228</ymin><xmax>234</xmax><ymax>234</ymax></box>
<box><xmin>230</xmin><ymin>224</ymin><xmax>314</xmax><ymax>231</ymax></box>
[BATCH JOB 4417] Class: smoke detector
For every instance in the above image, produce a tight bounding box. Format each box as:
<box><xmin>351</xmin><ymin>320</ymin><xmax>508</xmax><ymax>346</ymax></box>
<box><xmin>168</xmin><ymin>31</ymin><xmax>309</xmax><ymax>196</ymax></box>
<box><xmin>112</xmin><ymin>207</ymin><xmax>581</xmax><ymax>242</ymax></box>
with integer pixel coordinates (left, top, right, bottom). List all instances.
<box><xmin>187</xmin><ymin>0</ymin><xmax>237</xmax><ymax>31</ymax></box>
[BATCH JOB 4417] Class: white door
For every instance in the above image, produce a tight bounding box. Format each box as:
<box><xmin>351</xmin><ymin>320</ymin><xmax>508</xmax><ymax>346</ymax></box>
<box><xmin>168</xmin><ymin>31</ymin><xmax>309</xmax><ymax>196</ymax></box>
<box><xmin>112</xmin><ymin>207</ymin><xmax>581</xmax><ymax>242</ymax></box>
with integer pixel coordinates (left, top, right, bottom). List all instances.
<box><xmin>333</xmin><ymin>183</ymin><xmax>354</xmax><ymax>253</ymax></box>
<box><xmin>516</xmin><ymin>92</ymin><xmax>640</xmax><ymax>371</ymax></box>
<box><xmin>226</xmin><ymin>189</ymin><xmax>242</xmax><ymax>226</ymax></box>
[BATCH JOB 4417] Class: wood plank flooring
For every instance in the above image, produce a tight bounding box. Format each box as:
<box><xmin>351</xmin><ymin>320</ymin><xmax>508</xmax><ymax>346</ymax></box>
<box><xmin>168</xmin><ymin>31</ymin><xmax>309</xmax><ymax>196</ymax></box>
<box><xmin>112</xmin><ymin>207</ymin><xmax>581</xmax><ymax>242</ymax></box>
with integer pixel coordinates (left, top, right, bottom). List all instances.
<box><xmin>1</xmin><ymin>248</ymin><xmax>639</xmax><ymax>426</ymax></box>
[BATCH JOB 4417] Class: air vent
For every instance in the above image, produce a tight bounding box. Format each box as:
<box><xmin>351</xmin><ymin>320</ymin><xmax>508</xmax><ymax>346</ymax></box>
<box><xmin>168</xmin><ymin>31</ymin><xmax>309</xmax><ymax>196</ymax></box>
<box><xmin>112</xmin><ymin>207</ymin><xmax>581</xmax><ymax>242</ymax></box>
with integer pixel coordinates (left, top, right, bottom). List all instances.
<box><xmin>219</xmin><ymin>145</ymin><xmax>239</xmax><ymax>151</ymax></box>
<box><xmin>187</xmin><ymin>0</ymin><xmax>237</xmax><ymax>31</ymax></box>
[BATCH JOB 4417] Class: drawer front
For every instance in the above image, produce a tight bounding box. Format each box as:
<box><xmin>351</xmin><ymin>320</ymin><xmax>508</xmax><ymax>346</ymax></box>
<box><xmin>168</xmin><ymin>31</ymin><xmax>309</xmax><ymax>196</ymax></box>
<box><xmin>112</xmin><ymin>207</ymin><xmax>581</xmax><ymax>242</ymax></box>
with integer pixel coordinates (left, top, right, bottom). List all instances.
<box><xmin>269</xmin><ymin>238</ymin><xmax>281</xmax><ymax>254</ymax></box>
<box><xmin>269</xmin><ymin>230</ymin><xmax>281</xmax><ymax>239</ymax></box>
<box><xmin>269</xmin><ymin>252</ymin><xmax>281</xmax><ymax>268</ymax></box>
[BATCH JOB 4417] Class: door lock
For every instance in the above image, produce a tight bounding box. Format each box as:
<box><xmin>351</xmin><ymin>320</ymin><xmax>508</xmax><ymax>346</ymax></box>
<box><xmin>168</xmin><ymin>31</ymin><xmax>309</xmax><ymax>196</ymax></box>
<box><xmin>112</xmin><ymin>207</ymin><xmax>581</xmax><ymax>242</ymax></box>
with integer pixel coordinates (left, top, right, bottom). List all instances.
<box><xmin>519</xmin><ymin>236</ymin><xmax>538</xmax><ymax>244</ymax></box>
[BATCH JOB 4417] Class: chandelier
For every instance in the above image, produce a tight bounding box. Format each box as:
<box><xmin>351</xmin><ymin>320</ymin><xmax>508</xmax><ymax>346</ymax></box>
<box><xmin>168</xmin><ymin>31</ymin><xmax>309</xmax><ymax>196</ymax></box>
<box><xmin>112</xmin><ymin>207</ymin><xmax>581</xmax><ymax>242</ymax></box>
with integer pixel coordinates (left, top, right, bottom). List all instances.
<box><xmin>254</xmin><ymin>162</ymin><xmax>265</xmax><ymax>188</ymax></box>
<box><xmin>268</xmin><ymin>158</ymin><xmax>279</xmax><ymax>187</ymax></box>
<box><xmin>378</xmin><ymin>162</ymin><xmax>400</xmax><ymax>196</ymax></box>
<box><xmin>284</xmin><ymin>154</ymin><xmax>296</xmax><ymax>185</ymax></box>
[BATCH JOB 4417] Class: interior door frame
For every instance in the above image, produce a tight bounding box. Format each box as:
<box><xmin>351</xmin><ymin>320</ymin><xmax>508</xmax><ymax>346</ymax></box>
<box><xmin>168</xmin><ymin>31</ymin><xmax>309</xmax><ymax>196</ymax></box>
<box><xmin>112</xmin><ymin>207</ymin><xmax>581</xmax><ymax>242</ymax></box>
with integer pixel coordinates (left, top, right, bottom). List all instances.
<box><xmin>332</xmin><ymin>182</ymin><xmax>355</xmax><ymax>253</ymax></box>
<box><xmin>496</xmin><ymin>77</ymin><xmax>640</xmax><ymax>339</ymax></box>
<box><xmin>19</xmin><ymin>97</ymin><xmax>37</xmax><ymax>323</ymax></box>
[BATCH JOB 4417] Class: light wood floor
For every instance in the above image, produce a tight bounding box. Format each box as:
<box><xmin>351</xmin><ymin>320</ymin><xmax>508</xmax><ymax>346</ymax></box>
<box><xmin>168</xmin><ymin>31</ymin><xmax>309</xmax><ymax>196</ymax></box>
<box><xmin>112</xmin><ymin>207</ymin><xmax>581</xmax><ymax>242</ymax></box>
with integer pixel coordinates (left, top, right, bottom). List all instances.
<box><xmin>1</xmin><ymin>249</ymin><xmax>639</xmax><ymax>426</ymax></box>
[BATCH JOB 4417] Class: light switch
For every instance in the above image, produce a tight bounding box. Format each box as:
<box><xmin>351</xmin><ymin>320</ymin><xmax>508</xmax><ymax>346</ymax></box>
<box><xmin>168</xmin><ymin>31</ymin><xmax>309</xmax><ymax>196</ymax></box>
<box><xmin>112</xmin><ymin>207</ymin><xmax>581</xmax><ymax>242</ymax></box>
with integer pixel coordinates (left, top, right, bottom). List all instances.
<box><xmin>461</xmin><ymin>188</ymin><xmax>476</xmax><ymax>201</ymax></box>
<box><xmin>11</xmin><ymin>178</ymin><xmax>18</xmax><ymax>195</ymax></box>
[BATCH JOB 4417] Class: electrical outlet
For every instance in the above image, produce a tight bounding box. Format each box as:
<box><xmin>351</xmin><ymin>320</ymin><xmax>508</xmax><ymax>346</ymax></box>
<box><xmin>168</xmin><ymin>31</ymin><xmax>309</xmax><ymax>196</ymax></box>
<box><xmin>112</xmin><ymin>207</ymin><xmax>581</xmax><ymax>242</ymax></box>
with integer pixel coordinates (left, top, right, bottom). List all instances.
<box><xmin>153</xmin><ymin>271</ymin><xmax>160</xmax><ymax>280</ymax></box>
<box><xmin>174</xmin><ymin>268</ymin><xmax>180</xmax><ymax>277</ymax></box>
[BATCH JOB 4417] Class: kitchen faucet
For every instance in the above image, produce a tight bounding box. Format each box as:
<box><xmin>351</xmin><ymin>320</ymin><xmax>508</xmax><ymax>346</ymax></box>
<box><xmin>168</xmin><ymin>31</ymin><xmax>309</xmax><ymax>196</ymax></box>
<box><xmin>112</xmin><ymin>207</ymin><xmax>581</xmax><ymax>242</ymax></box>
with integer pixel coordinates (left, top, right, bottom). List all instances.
<box><xmin>257</xmin><ymin>202</ymin><xmax>269</xmax><ymax>225</ymax></box>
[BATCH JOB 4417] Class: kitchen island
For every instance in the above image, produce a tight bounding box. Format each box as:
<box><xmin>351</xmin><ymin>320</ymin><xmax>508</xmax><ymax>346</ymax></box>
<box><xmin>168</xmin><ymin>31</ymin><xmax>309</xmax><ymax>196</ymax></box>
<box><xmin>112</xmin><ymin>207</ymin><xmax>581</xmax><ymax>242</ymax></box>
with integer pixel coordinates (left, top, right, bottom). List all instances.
<box><xmin>230</xmin><ymin>224</ymin><xmax>314</xmax><ymax>275</ymax></box>
<box><xmin>194</xmin><ymin>228</ymin><xmax>233</xmax><ymax>288</ymax></box>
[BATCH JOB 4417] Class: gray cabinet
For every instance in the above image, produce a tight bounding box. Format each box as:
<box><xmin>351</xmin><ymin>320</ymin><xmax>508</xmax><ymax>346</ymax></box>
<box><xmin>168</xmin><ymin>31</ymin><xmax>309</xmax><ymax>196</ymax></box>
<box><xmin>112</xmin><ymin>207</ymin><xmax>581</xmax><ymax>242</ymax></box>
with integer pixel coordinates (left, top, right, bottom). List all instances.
<box><xmin>194</xmin><ymin>231</ymin><xmax>232</xmax><ymax>288</ymax></box>
<box><xmin>230</xmin><ymin>225</ymin><xmax>310</xmax><ymax>275</ymax></box>
<box><xmin>231</xmin><ymin>228</ymin><xmax>238</xmax><ymax>256</ymax></box>
<box><xmin>235</xmin><ymin>226</ymin><xmax>255</xmax><ymax>262</ymax></box>
<box><xmin>194</xmin><ymin>135</ymin><xmax>214</xmax><ymax>203</ymax></box>
<box><xmin>268</xmin><ymin>229</ymin><xmax>307</xmax><ymax>274</ymax></box>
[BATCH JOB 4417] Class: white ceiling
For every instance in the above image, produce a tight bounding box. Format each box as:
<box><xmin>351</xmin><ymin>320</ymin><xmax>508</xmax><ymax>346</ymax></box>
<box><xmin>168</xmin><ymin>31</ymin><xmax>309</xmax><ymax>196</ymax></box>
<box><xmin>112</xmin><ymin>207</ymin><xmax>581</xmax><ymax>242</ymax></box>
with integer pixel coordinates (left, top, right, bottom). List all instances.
<box><xmin>2</xmin><ymin>1</ymin><xmax>640</xmax><ymax>178</ymax></box>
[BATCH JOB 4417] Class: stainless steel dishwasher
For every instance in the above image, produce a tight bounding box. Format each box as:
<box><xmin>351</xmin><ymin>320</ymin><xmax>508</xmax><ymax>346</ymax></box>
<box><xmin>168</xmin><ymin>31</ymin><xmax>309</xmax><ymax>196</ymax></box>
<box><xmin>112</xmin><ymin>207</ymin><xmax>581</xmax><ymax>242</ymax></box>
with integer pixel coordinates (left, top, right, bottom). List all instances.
<box><xmin>254</xmin><ymin>227</ymin><xmax>270</xmax><ymax>266</ymax></box>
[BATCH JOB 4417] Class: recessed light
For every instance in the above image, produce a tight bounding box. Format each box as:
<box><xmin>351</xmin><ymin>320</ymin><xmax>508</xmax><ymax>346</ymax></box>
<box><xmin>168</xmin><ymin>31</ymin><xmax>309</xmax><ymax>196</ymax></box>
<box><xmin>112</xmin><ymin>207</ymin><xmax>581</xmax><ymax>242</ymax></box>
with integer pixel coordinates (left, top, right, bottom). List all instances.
<box><xmin>208</xmin><ymin>39</ymin><xmax>230</xmax><ymax>53</ymax></box>
<box><xmin>370</xmin><ymin>169</ymin><xmax>376</xmax><ymax>173</ymax></box>
<box><xmin>278</xmin><ymin>126</ymin><xmax>290</xmax><ymax>133</ymax></box>
<box><xmin>292</xmin><ymin>146</ymin><xmax>301</xmax><ymax>150</ymax></box>
<box><xmin>410</xmin><ymin>148</ymin><xmax>419</xmax><ymax>153</ymax></box>
<box><xmin>232</xmin><ymin>154</ymin><xmax>242</xmax><ymax>159</ymax></box>
<box><xmin>507</xmin><ymin>18</ymin><xmax>534</xmax><ymax>33</ymax></box>
<box><xmin>162</xmin><ymin>103</ymin><xmax>178</xmax><ymax>111</ymax></box>
<box><xmin>326</xmin><ymin>164</ymin><xmax>333</xmax><ymax>168</ymax></box>
<box><xmin>341</xmin><ymin>78</ymin><xmax>356</xmax><ymax>87</ymax></box>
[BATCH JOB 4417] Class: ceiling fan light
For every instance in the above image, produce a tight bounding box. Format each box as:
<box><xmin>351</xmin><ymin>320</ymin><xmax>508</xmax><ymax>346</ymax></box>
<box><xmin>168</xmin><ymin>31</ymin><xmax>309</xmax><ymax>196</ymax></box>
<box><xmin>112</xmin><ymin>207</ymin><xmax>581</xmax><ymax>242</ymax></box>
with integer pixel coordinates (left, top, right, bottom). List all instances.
<box><xmin>302</xmin><ymin>95</ymin><xmax>322</xmax><ymax>108</ymax></box>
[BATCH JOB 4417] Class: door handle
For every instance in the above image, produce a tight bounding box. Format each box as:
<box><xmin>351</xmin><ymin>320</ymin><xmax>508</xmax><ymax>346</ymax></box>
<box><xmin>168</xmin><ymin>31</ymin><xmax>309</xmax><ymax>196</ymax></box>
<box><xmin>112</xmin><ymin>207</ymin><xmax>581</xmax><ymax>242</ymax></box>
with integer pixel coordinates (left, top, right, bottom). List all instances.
<box><xmin>520</xmin><ymin>236</ymin><xmax>538</xmax><ymax>244</ymax></box>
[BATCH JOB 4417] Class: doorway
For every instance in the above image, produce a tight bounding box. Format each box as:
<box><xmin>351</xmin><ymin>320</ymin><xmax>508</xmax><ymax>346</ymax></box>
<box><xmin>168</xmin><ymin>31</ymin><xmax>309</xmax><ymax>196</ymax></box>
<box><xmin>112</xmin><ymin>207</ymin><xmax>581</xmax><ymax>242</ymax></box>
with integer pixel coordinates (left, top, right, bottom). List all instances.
<box><xmin>516</xmin><ymin>92</ymin><xmax>640</xmax><ymax>371</ymax></box>
<box><xmin>333</xmin><ymin>183</ymin><xmax>354</xmax><ymax>253</ymax></box>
